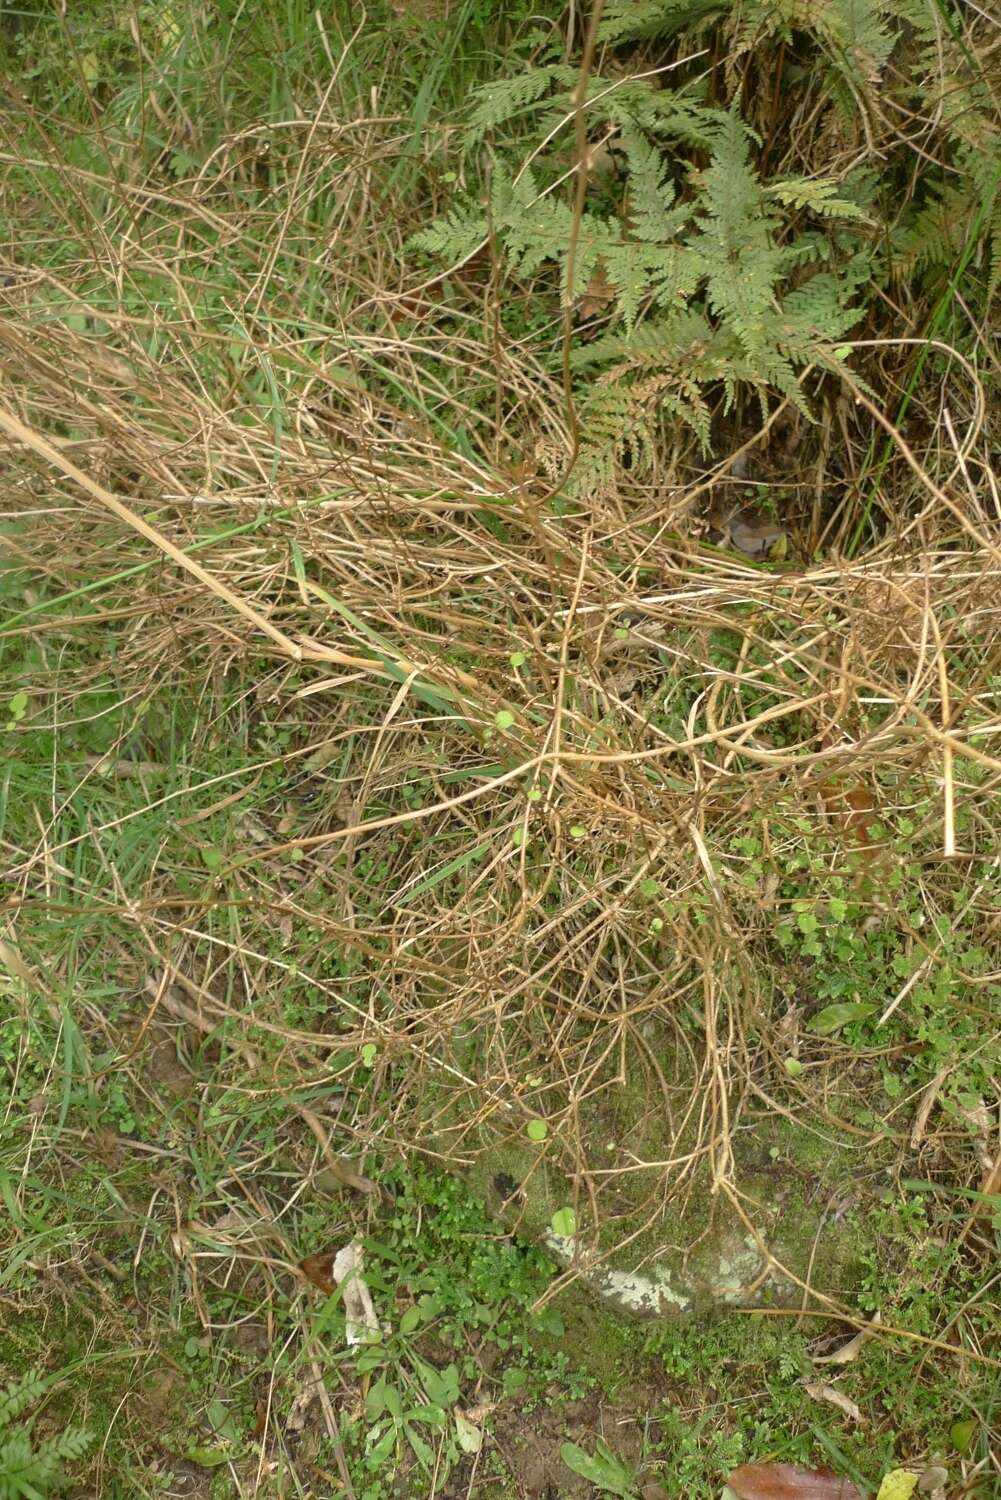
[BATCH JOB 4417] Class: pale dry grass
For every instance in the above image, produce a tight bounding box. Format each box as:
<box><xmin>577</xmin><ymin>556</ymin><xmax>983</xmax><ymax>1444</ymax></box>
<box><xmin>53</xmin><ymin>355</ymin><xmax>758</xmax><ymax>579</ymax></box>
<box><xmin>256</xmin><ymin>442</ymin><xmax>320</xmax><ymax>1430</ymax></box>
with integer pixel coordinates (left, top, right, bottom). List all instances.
<box><xmin>2</xmin><ymin>38</ymin><xmax>1000</xmax><ymax>1339</ymax></box>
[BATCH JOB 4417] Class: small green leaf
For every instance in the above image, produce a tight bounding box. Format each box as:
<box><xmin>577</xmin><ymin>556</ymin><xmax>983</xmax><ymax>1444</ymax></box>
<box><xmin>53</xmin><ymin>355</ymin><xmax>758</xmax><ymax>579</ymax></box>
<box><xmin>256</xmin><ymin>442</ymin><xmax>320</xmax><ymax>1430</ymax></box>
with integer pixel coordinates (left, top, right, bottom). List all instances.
<box><xmin>361</xmin><ymin>1043</ymin><xmax>377</xmax><ymax>1067</ymax></box>
<box><xmin>784</xmin><ymin>1057</ymin><xmax>804</xmax><ymax>1077</ymax></box>
<box><xmin>569</xmin><ymin>824</ymin><xmax>586</xmax><ymax>840</ymax></box>
<box><xmin>527</xmin><ymin>788</ymin><xmax>542</xmax><ymax>802</ymax></box>
<box><xmin>414</xmin><ymin>1359</ymin><xmax>459</xmax><ymax>1408</ymax></box>
<box><xmin>797</xmin><ymin>911</ymin><xmax>818</xmax><ymax>935</ymax></box>
<box><xmin>560</xmin><ymin>1440</ymin><xmax>634</xmax><ymax>1497</ymax></box>
<box><xmin>638</xmin><ymin>878</ymin><xmax>661</xmax><ymax>898</ymax></box>
<box><xmin>290</xmin><ymin>846</ymin><xmax>304</xmax><ymax>862</ymax></box>
<box><xmin>200</xmin><ymin>846</ymin><xmax>223</xmax><ymax>871</ymax></box>
<box><xmin>550</xmin><ymin>1207</ymin><xmax>576</xmax><ymax>1237</ymax></box>
<box><xmin>613</xmin><ymin>627</ymin><xmax>630</xmax><ymax>640</ymax></box>
<box><xmin>526</xmin><ymin>1119</ymin><xmax>547</xmax><ymax>1142</ymax></box>
<box><xmin>366</xmin><ymin>1424</ymin><xmax>396</xmax><ymax>1467</ymax></box>
<box><xmin>495</xmin><ymin>709</ymin><xmax>515</xmax><ymax>730</ymax></box>
<box><xmin>950</xmin><ymin>1418</ymin><xmax>976</xmax><ymax>1453</ymax></box>
<box><xmin>809</xmin><ymin>1002</ymin><xmax>877</xmax><ymax>1035</ymax></box>
<box><xmin>511</xmin><ymin>826</ymin><xmax>526</xmax><ymax>847</ymax></box>
<box><xmin>649</xmin><ymin>916</ymin><xmax>664</xmax><ymax>934</ymax></box>
<box><xmin>405</xmin><ymin>1423</ymin><xmax>435</xmax><ymax>1469</ymax></box>
<box><xmin>8</xmin><ymin>691</ymin><xmax>27</xmax><ymax>720</ymax></box>
<box><xmin>183</xmin><ymin>1446</ymin><xmax>229</xmax><ymax>1467</ymax></box>
<box><xmin>399</xmin><ymin>1305</ymin><xmax>422</xmax><ymax>1335</ymax></box>
<box><xmin>509</xmin><ymin>651</ymin><xmax>526</xmax><ymax>668</ymax></box>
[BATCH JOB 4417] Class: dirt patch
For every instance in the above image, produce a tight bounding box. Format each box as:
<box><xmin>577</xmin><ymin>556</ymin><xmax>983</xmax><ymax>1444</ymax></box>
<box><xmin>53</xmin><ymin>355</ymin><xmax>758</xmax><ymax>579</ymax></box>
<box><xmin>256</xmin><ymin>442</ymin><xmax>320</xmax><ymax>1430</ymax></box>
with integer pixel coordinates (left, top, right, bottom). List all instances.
<box><xmin>489</xmin><ymin>1394</ymin><xmax>651</xmax><ymax>1499</ymax></box>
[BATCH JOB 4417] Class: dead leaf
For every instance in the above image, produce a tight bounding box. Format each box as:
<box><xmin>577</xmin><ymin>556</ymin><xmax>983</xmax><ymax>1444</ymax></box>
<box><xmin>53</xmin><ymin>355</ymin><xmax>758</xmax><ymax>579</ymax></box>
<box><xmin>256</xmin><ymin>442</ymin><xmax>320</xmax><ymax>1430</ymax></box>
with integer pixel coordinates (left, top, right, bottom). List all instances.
<box><xmin>722</xmin><ymin>508</ymin><xmax>787</xmax><ymax>560</ymax></box>
<box><xmin>875</xmin><ymin>1472</ymin><xmax>918</xmax><ymax>1500</ymax></box>
<box><xmin>976</xmin><ymin>1155</ymin><xmax>1001</xmax><ymax>1217</ymax></box>
<box><xmin>727</xmin><ymin>1463</ymin><xmax>862</xmax><ymax>1500</ymax></box>
<box><xmin>463</xmin><ymin>1402</ymin><xmax>497</xmax><ymax>1425</ymax></box>
<box><xmin>298</xmin><ymin>1252</ymin><xmax>338</xmax><ymax>1295</ymax></box>
<box><xmin>578</xmin><ymin>264</ymin><xmax>614</xmax><ymax>319</ymax></box>
<box><xmin>332</xmin><ymin>1240</ymin><xmax>381</xmax><ymax>1345</ymax></box>
<box><xmin>910</xmin><ymin>1065</ymin><xmax>951</xmax><ymax>1149</ymax></box>
<box><xmin>454</xmin><ymin>1411</ymin><xmax>482</xmax><ymax>1454</ymax></box>
<box><xmin>812</xmin><ymin>1313</ymin><xmax>880</xmax><ymax>1365</ymax></box>
<box><xmin>285</xmin><ymin>1377</ymin><xmax>323</xmax><ymax>1433</ymax></box>
<box><xmin>802</xmin><ymin>1382</ymin><xmax>864</xmax><ymax>1424</ymax></box>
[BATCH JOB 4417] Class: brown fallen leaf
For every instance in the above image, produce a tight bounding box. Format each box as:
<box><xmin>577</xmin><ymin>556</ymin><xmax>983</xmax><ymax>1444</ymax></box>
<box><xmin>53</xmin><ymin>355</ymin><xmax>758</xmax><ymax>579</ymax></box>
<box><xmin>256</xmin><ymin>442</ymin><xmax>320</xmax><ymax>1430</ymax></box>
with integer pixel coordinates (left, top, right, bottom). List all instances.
<box><xmin>803</xmin><ymin>1381</ymin><xmax>864</xmax><ymax>1424</ymax></box>
<box><xmin>812</xmin><ymin>1312</ymin><xmax>880</xmax><ymax>1366</ymax></box>
<box><xmin>976</xmin><ymin>1154</ymin><xmax>1001</xmax><ymax>1217</ymax></box>
<box><xmin>578</xmin><ymin>263</ymin><xmax>614</xmax><ymax>319</ymax></box>
<box><xmin>462</xmin><ymin>1402</ymin><xmax>497</xmax><ymax>1425</ymax></box>
<box><xmin>298</xmin><ymin>1251</ymin><xmax>338</xmax><ymax>1295</ymax></box>
<box><xmin>727</xmin><ymin>1463</ymin><xmax>863</xmax><ymax>1500</ymax></box>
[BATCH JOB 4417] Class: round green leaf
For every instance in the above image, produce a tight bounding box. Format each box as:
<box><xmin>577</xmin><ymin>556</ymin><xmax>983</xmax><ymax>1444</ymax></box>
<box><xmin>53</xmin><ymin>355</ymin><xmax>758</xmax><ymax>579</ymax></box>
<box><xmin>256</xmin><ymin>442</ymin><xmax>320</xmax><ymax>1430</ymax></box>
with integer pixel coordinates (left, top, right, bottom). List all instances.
<box><xmin>495</xmin><ymin>709</ymin><xmax>515</xmax><ymax>730</ymax></box>
<box><xmin>550</xmin><ymin>1207</ymin><xmax>576</xmax><ymax>1237</ymax></box>
<box><xmin>526</xmin><ymin>1119</ymin><xmax>547</xmax><ymax>1142</ymax></box>
<box><xmin>783</xmin><ymin>1057</ymin><xmax>804</xmax><ymax>1078</ymax></box>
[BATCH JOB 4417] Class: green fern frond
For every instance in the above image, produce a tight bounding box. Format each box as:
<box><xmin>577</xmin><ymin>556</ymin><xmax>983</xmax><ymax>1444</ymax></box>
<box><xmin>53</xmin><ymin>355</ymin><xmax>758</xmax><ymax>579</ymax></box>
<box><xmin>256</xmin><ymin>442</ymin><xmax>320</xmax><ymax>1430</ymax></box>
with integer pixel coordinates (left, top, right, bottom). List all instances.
<box><xmin>892</xmin><ymin>181</ymin><xmax>974</xmax><ymax>275</ymax></box>
<box><xmin>569</xmin><ymin>308</ymin><xmax>715</xmax><ymax>370</ymax></box>
<box><xmin>466</xmin><ymin>65</ymin><xmax>576</xmax><ymax>138</ymax></box>
<box><xmin>818</xmin><ymin>0</ymin><xmax>896</xmax><ymax>86</ymax></box>
<box><xmin>989</xmin><ymin>195</ymin><xmax>1001</xmax><ymax>305</ymax></box>
<box><xmin>0</xmin><ymin>1426</ymin><xmax>92</xmax><ymax>1500</ymax></box>
<box><xmin>408</xmin><ymin>205</ymin><xmax>487</xmax><ymax>263</ymax></box>
<box><xmin>0</xmin><ymin>1375</ymin><xmax>48</xmax><ymax>1431</ymax></box>
<box><xmin>0</xmin><ymin>1369</ymin><xmax>92</xmax><ymax>1500</ymax></box>
<box><xmin>694</xmin><ymin>114</ymin><xmax>789</xmax><ymax>364</ymax></box>
<box><xmin>599</xmin><ymin>0</ymin><xmax>722</xmax><ymax>44</ymax></box>
<box><xmin>767</xmin><ymin>176</ymin><xmax>869</xmax><ymax>221</ymax></box>
<box><xmin>619</xmin><ymin>127</ymin><xmax>678</xmax><ymax>242</ymax></box>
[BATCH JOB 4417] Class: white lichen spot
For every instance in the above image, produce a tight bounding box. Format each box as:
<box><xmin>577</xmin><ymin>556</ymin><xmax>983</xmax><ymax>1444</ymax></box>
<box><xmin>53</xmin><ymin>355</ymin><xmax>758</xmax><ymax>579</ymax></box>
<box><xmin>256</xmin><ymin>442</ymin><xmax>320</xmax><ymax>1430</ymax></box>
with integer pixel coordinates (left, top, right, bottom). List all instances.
<box><xmin>544</xmin><ymin>1233</ymin><xmax>691</xmax><ymax>1315</ymax></box>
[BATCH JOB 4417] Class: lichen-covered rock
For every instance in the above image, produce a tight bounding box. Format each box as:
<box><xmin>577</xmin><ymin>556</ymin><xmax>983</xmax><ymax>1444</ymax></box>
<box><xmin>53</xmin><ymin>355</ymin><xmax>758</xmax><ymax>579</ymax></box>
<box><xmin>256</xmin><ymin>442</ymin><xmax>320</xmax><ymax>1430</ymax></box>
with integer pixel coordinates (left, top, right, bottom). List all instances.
<box><xmin>470</xmin><ymin>1105</ymin><xmax>879</xmax><ymax>1322</ymax></box>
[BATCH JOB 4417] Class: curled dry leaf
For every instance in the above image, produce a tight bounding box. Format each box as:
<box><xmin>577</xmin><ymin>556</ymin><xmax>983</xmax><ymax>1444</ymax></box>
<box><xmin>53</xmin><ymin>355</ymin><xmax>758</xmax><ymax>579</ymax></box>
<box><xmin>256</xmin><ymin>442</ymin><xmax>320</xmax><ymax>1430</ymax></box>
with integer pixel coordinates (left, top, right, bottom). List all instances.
<box><xmin>975</xmin><ymin>1154</ymin><xmax>1001</xmax><ymax>1215</ymax></box>
<box><xmin>802</xmin><ymin>1382</ymin><xmax>864</xmax><ymax>1424</ymax></box>
<box><xmin>285</xmin><ymin>1377</ymin><xmax>323</xmax><ymax>1433</ymax></box>
<box><xmin>812</xmin><ymin>1312</ymin><xmax>881</xmax><ymax>1366</ymax></box>
<box><xmin>332</xmin><ymin>1240</ymin><xmax>381</xmax><ymax>1345</ymax></box>
<box><xmin>578</xmin><ymin>263</ymin><xmax>614</xmax><ymax>319</ymax></box>
<box><xmin>727</xmin><ymin>1463</ymin><xmax>863</xmax><ymax>1500</ymax></box>
<box><xmin>298</xmin><ymin>1251</ymin><xmax>338</xmax><ymax>1295</ymax></box>
<box><xmin>463</xmin><ymin>1402</ymin><xmax>497</xmax><ymax>1425</ymax></box>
